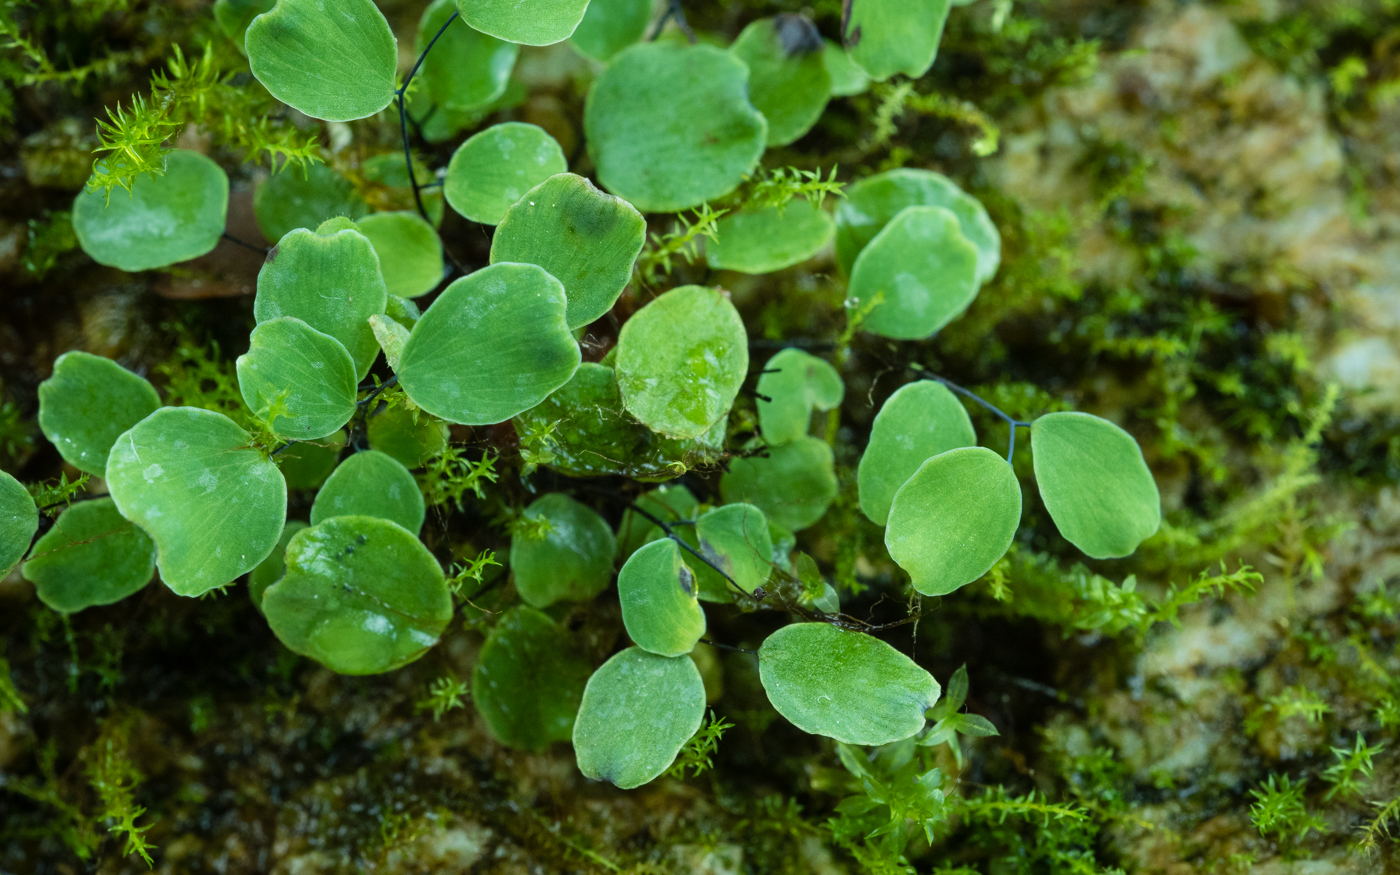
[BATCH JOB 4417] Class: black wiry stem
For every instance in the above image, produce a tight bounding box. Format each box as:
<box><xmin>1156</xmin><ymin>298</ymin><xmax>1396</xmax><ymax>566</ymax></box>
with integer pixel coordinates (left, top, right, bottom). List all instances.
<box><xmin>222</xmin><ymin>232</ymin><xmax>271</xmax><ymax>254</ymax></box>
<box><xmin>649</xmin><ymin>0</ymin><xmax>696</xmax><ymax>43</ymax></box>
<box><xmin>903</xmin><ymin>363</ymin><xmax>1031</xmax><ymax>463</ymax></box>
<box><xmin>397</xmin><ymin>11</ymin><xmax>458</xmax><ymax>224</ymax></box>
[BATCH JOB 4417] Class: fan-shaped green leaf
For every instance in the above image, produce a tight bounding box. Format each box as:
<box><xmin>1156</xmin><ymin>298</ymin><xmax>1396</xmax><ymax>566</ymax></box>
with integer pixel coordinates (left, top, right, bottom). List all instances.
<box><xmin>616</xmin><ymin>485</ymin><xmax>698</xmax><ymax>559</ymax></box>
<box><xmin>835</xmin><ymin>168</ymin><xmax>1000</xmax><ymax>284</ymax></box>
<box><xmin>236</xmin><ymin>318</ymin><xmax>357</xmax><ymax>441</ymax></box>
<box><xmin>731</xmin><ymin>15</ymin><xmax>831</xmax><ymax>147</ymax></box>
<box><xmin>573</xmin><ymin>647</ymin><xmax>706</xmax><ymax>789</ymax></box>
<box><xmin>310</xmin><ymin>450</ymin><xmax>425</xmax><ymax>536</ymax></box>
<box><xmin>756</xmin><ymin>348</ymin><xmax>844</xmax><ymax>446</ymax></box>
<box><xmin>262</xmin><ymin>516</ymin><xmax>452</xmax><ymax>675</ymax></box>
<box><xmin>720</xmin><ymin>436</ymin><xmax>837</xmax><ymax>531</ymax></box>
<box><xmin>254</xmin><ymin>164</ymin><xmax>369</xmax><ymax>243</ymax></box>
<box><xmin>417</xmin><ymin>0</ymin><xmax>518</xmax><ymax>113</ymax></box>
<box><xmin>513</xmin><ymin>363</ymin><xmax>725</xmax><ymax>480</ymax></box>
<box><xmin>849</xmin><ymin>206</ymin><xmax>980</xmax><ymax>340</ymax></box>
<box><xmin>357</xmin><ymin>211</ymin><xmax>444</xmax><ymax>300</ymax></box>
<box><xmin>368</xmin><ymin>406</ymin><xmax>448</xmax><ymax>469</ymax></box>
<box><xmin>473</xmin><ymin>606</ymin><xmax>592</xmax><ymax>751</ymax></box>
<box><xmin>214</xmin><ymin>0</ymin><xmax>275</xmax><ymax>52</ymax></box>
<box><xmin>491</xmin><ymin>174</ymin><xmax>646</xmax><ymax>329</ymax></box>
<box><xmin>38</xmin><ymin>352</ymin><xmax>161</xmax><ymax>477</ymax></box>
<box><xmin>454</xmin><ymin>0</ymin><xmax>589</xmax><ymax>46</ymax></box>
<box><xmin>706</xmin><ymin>200</ymin><xmax>834</xmax><ymax>275</ymax></box>
<box><xmin>246</xmin><ymin>0</ymin><xmax>398</xmax><ymax>121</ymax></box>
<box><xmin>396</xmin><ymin>263</ymin><xmax>580</xmax><ymax>425</ymax></box>
<box><xmin>585</xmin><ymin>43</ymin><xmax>766</xmax><ymax>213</ymax></box>
<box><xmin>275</xmin><ymin>431</ymin><xmax>345</xmax><ymax>490</ymax></box>
<box><xmin>843</xmin><ymin>0</ymin><xmax>952</xmax><ymax>81</ymax></box>
<box><xmin>758</xmin><ymin>623</ymin><xmax>940</xmax><ymax>745</ymax></box>
<box><xmin>248</xmin><ymin>520</ymin><xmax>308</xmax><ymax>612</ymax></box>
<box><xmin>570</xmin><ymin>0</ymin><xmax>649</xmax><ymax>61</ymax></box>
<box><xmin>1031</xmin><ymin>412</ymin><xmax>1161</xmax><ymax>559</ymax></box>
<box><xmin>443</xmin><ymin>123</ymin><xmax>568</xmax><ymax>225</ymax></box>
<box><xmin>618</xmin><ymin>538</ymin><xmax>705</xmax><ymax>657</ymax></box>
<box><xmin>73</xmin><ymin>150</ymin><xmax>228</xmax><ymax>272</ymax></box>
<box><xmin>693</xmin><ymin>502</ymin><xmax>773</xmax><ymax>601</ymax></box>
<box><xmin>823</xmin><ymin>40</ymin><xmax>869</xmax><ymax>96</ymax></box>
<box><xmin>857</xmin><ymin>381</ymin><xmax>976</xmax><ymax>525</ymax></box>
<box><xmin>886</xmin><ymin>447</ymin><xmax>1020</xmax><ymax>596</ymax></box>
<box><xmin>615</xmin><ymin>286</ymin><xmax>749</xmax><ymax>440</ymax></box>
<box><xmin>1</xmin><ymin>471</ymin><xmax>39</xmax><ymax>577</ymax></box>
<box><xmin>254</xmin><ymin>221</ymin><xmax>388</xmax><ymax>379</ymax></box>
<box><xmin>105</xmin><ymin>407</ymin><xmax>286</xmax><ymax>596</ymax></box>
<box><xmin>510</xmin><ymin>493</ymin><xmax>616</xmax><ymax>608</ymax></box>
<box><xmin>23</xmin><ymin>499</ymin><xmax>155</xmax><ymax>613</ymax></box>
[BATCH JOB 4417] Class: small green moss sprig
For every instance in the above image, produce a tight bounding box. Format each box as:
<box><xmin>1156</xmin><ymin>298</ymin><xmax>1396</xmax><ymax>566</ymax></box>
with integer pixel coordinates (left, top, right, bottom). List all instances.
<box><xmin>90</xmin><ymin>44</ymin><xmax>321</xmax><ymax>198</ymax></box>
<box><xmin>1249</xmin><ymin>774</ymin><xmax>1325</xmax><ymax>845</ymax></box>
<box><xmin>86</xmin><ymin>733</ymin><xmax>156</xmax><ymax>867</ymax></box>
<box><xmin>415</xmin><ymin>673</ymin><xmax>469</xmax><ymax>722</ymax></box>
<box><xmin>418</xmin><ymin>446</ymin><xmax>499</xmax><ymax>511</ymax></box>
<box><xmin>635</xmin><ymin>202</ymin><xmax>727</xmax><ymax>285</ymax></box>
<box><xmin>665</xmin><ymin>710</ymin><xmax>733</xmax><ymax>780</ymax></box>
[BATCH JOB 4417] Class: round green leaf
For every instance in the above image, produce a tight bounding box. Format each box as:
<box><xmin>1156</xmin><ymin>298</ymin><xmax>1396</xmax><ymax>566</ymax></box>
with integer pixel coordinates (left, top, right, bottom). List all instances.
<box><xmin>843</xmin><ymin>0</ymin><xmax>952</xmax><ymax>81</ymax></box>
<box><xmin>758</xmin><ymin>623</ymin><xmax>940</xmax><ymax>745</ymax></box>
<box><xmin>693</xmin><ymin>503</ymin><xmax>773</xmax><ymax>601</ymax></box>
<box><xmin>368</xmin><ymin>406</ymin><xmax>448</xmax><ymax>469</ymax></box>
<box><xmin>731</xmin><ymin>15</ymin><xmax>831</xmax><ymax>147</ymax></box>
<box><xmin>705</xmin><ymin>200</ymin><xmax>834</xmax><ymax>275</ymax></box>
<box><xmin>357</xmin><ymin>211</ymin><xmax>444</xmax><ymax>300</ymax></box>
<box><xmin>720</xmin><ymin>436</ymin><xmax>837</xmax><ymax>531</ymax></box>
<box><xmin>397</xmin><ymin>263</ymin><xmax>581</xmax><ymax>425</ymax></box>
<box><xmin>823</xmin><ymin>40</ymin><xmax>870</xmax><ymax>97</ymax></box>
<box><xmin>23</xmin><ymin>499</ymin><xmax>155</xmax><ymax>613</ymax></box>
<box><xmin>756</xmin><ymin>348</ymin><xmax>844</xmax><ymax>446</ymax></box>
<box><xmin>254</xmin><ymin>221</ymin><xmax>389</xmax><ymax>380</ymax></box>
<box><xmin>248</xmin><ymin>520</ymin><xmax>308</xmax><ymax>612</ymax></box>
<box><xmin>73</xmin><ymin>150</ymin><xmax>228</xmax><ymax>272</ymax></box>
<box><xmin>417</xmin><ymin>0</ymin><xmax>518</xmax><ymax>112</ymax></box>
<box><xmin>1031</xmin><ymin>412</ymin><xmax>1162</xmax><ymax>559</ymax></box>
<box><xmin>275</xmin><ymin>431</ymin><xmax>345</xmax><ymax>491</ymax></box>
<box><xmin>443</xmin><ymin>123</ymin><xmax>568</xmax><ymax>226</ymax></box>
<box><xmin>573</xmin><ymin>647</ymin><xmax>706</xmax><ymax>789</ymax></box>
<box><xmin>615</xmin><ymin>286</ymin><xmax>749</xmax><ymax>440</ymax></box>
<box><xmin>513</xmin><ymin>363</ymin><xmax>725</xmax><ymax>480</ymax></box>
<box><xmin>454</xmin><ymin>0</ymin><xmax>588</xmax><ymax>46</ymax></box>
<box><xmin>570</xmin><ymin>0</ymin><xmax>650</xmax><ymax>62</ymax></box>
<box><xmin>254</xmin><ymin>163</ymin><xmax>369</xmax><ymax>244</ymax></box>
<box><xmin>0</xmin><ymin>471</ymin><xmax>38</xmax><ymax>577</ymax></box>
<box><xmin>262</xmin><ymin>516</ymin><xmax>452</xmax><ymax>675</ymax></box>
<box><xmin>585</xmin><ymin>43</ymin><xmax>767</xmax><ymax>213</ymax></box>
<box><xmin>849</xmin><ymin>206</ymin><xmax>981</xmax><ymax>340</ymax></box>
<box><xmin>38</xmin><ymin>352</ymin><xmax>161</xmax><ymax>477</ymax></box>
<box><xmin>310</xmin><ymin>450</ymin><xmax>425</xmax><ymax>536</ymax></box>
<box><xmin>473</xmin><ymin>606</ymin><xmax>592</xmax><ymax>751</ymax></box>
<box><xmin>616</xmin><ymin>485</ymin><xmax>698</xmax><ymax>560</ymax></box>
<box><xmin>236</xmin><ymin>317</ymin><xmax>357</xmax><ymax>441</ymax></box>
<box><xmin>106</xmin><ymin>407</ymin><xmax>286</xmax><ymax>597</ymax></box>
<box><xmin>491</xmin><ymin>173</ymin><xmax>646</xmax><ymax>330</ymax></box>
<box><xmin>886</xmin><ymin>447</ymin><xmax>1021</xmax><ymax>596</ymax></box>
<box><xmin>835</xmin><ymin>168</ymin><xmax>1000</xmax><ymax>285</ymax></box>
<box><xmin>246</xmin><ymin>0</ymin><xmax>398</xmax><ymax>121</ymax></box>
<box><xmin>510</xmin><ymin>493</ymin><xmax>616</xmax><ymax>608</ymax></box>
<box><xmin>619</xmin><ymin>538</ymin><xmax>705</xmax><ymax>657</ymax></box>
<box><xmin>857</xmin><ymin>381</ymin><xmax>976</xmax><ymax>526</ymax></box>
<box><xmin>215</xmin><ymin>0</ymin><xmax>276</xmax><ymax>52</ymax></box>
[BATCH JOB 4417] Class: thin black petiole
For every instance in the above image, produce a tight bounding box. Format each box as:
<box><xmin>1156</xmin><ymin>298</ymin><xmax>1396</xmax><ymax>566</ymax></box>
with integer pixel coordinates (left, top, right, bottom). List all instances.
<box><xmin>700</xmin><ymin>639</ymin><xmax>757</xmax><ymax>656</ymax></box>
<box><xmin>357</xmin><ymin>374</ymin><xmax>398</xmax><ymax>409</ymax></box>
<box><xmin>648</xmin><ymin>0</ymin><xmax>696</xmax><ymax>43</ymax></box>
<box><xmin>222</xmin><ymin>232</ymin><xmax>270</xmax><ymax>255</ymax></box>
<box><xmin>396</xmin><ymin>11</ymin><xmax>458</xmax><ymax>224</ymax></box>
<box><xmin>270</xmin><ymin>440</ymin><xmax>299</xmax><ymax>458</ymax></box>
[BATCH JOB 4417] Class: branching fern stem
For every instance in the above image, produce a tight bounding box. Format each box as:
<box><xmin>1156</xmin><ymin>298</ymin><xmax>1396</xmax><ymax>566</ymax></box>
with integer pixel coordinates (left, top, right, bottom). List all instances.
<box><xmin>396</xmin><ymin>11</ymin><xmax>457</xmax><ymax>225</ymax></box>
<box><xmin>904</xmin><ymin>362</ymin><xmax>1031</xmax><ymax>463</ymax></box>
